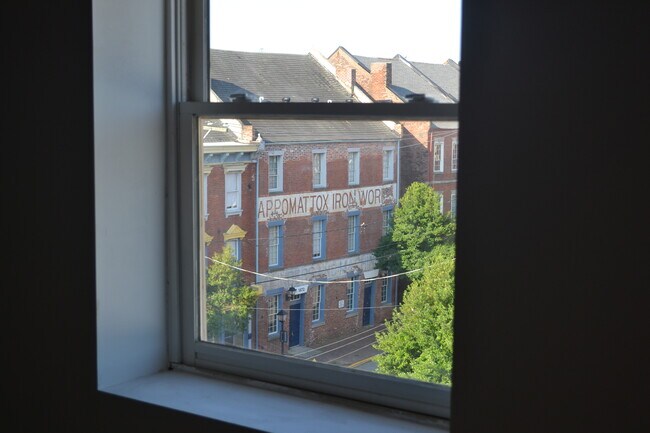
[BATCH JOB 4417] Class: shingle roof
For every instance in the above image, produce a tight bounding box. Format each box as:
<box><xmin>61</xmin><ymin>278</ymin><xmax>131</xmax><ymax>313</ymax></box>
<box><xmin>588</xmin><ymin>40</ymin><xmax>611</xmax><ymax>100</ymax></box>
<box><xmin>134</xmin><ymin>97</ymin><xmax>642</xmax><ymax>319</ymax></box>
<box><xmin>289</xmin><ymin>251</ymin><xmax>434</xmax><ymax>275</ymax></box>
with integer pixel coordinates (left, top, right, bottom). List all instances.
<box><xmin>209</xmin><ymin>49</ymin><xmax>398</xmax><ymax>143</ymax></box>
<box><xmin>355</xmin><ymin>54</ymin><xmax>459</xmax><ymax>103</ymax></box>
<box><xmin>410</xmin><ymin>61</ymin><xmax>460</xmax><ymax>101</ymax></box>
<box><xmin>248</xmin><ymin>119</ymin><xmax>397</xmax><ymax>143</ymax></box>
<box><xmin>211</xmin><ymin>49</ymin><xmax>352</xmax><ymax>103</ymax></box>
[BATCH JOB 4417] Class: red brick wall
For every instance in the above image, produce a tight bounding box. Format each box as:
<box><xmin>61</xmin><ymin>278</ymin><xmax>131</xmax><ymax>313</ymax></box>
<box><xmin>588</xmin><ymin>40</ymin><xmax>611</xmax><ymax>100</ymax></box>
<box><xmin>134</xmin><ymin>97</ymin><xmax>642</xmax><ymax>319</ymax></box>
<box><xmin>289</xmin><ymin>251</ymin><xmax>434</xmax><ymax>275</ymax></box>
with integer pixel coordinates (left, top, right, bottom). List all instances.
<box><xmin>252</xmin><ymin>140</ymin><xmax>398</xmax><ymax>354</ymax></box>
<box><xmin>204</xmin><ymin>162</ymin><xmax>258</xmax><ymax>284</ymax></box>
<box><xmin>257</xmin><ymin>142</ymin><xmax>396</xmax><ymax>271</ymax></box>
<box><xmin>428</xmin><ymin>129</ymin><xmax>459</xmax><ymax>214</ymax></box>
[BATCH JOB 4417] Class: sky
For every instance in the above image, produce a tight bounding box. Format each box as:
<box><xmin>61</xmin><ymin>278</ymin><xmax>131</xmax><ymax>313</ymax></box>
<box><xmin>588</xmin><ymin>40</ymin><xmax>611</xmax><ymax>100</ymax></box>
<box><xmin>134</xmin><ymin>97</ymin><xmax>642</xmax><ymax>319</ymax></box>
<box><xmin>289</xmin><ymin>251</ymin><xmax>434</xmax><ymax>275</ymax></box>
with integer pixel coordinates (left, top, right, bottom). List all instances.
<box><xmin>210</xmin><ymin>0</ymin><xmax>462</xmax><ymax>64</ymax></box>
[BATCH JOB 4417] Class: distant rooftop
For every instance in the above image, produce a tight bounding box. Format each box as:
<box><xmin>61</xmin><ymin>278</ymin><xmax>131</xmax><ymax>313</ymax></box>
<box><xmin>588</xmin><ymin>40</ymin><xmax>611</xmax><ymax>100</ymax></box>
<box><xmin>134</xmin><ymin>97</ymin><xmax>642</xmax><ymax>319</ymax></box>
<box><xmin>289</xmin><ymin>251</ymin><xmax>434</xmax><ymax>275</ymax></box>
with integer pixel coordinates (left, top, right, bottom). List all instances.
<box><xmin>209</xmin><ymin>49</ymin><xmax>399</xmax><ymax>143</ymax></box>
<box><xmin>355</xmin><ymin>54</ymin><xmax>459</xmax><ymax>102</ymax></box>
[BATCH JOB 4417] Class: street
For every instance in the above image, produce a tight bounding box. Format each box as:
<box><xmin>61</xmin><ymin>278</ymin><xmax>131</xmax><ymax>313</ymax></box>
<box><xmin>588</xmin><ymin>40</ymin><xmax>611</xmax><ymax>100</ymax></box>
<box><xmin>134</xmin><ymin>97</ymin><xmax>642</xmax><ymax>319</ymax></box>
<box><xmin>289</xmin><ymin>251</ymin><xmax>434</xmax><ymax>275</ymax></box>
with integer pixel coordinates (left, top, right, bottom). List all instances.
<box><xmin>286</xmin><ymin>323</ymin><xmax>385</xmax><ymax>372</ymax></box>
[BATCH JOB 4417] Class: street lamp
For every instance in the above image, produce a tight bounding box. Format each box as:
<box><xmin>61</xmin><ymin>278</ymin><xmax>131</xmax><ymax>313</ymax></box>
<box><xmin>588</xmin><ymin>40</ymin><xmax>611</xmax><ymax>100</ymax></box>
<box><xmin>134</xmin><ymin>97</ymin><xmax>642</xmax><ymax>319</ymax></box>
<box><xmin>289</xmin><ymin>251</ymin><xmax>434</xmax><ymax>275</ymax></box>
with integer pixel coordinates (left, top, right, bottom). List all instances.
<box><xmin>277</xmin><ymin>309</ymin><xmax>288</xmax><ymax>355</ymax></box>
<box><xmin>285</xmin><ymin>286</ymin><xmax>296</xmax><ymax>301</ymax></box>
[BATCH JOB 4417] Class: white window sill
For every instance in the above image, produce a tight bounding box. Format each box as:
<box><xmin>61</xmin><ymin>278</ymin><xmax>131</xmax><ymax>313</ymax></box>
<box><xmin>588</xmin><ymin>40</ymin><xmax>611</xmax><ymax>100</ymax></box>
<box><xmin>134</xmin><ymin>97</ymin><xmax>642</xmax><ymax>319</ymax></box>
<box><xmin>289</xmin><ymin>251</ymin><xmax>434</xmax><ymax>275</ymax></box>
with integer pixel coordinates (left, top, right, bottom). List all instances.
<box><xmin>101</xmin><ymin>369</ymin><xmax>449</xmax><ymax>433</ymax></box>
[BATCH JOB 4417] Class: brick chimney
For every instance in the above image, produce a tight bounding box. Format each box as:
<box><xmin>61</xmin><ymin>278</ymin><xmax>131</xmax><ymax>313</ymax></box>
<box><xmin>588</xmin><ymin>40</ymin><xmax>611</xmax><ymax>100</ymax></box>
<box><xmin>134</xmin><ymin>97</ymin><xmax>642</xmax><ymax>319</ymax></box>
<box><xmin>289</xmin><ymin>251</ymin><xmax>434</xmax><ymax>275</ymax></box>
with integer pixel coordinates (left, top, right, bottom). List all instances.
<box><xmin>241</xmin><ymin>124</ymin><xmax>257</xmax><ymax>143</ymax></box>
<box><xmin>370</xmin><ymin>62</ymin><xmax>392</xmax><ymax>101</ymax></box>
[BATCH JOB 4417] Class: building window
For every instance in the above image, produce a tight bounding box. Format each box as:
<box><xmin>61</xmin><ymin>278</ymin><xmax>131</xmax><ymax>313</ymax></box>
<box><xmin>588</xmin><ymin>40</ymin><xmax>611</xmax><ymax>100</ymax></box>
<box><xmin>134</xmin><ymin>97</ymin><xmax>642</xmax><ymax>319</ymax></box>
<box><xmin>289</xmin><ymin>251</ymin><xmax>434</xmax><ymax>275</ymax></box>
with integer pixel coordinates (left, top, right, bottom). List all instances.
<box><xmin>433</xmin><ymin>139</ymin><xmax>444</xmax><ymax>173</ymax></box>
<box><xmin>312</xmin><ymin>150</ymin><xmax>327</xmax><ymax>188</ymax></box>
<box><xmin>451</xmin><ymin>190</ymin><xmax>457</xmax><ymax>217</ymax></box>
<box><xmin>451</xmin><ymin>139</ymin><xmax>459</xmax><ymax>172</ymax></box>
<box><xmin>268</xmin><ymin>152</ymin><xmax>283</xmax><ymax>192</ymax></box>
<box><xmin>381</xmin><ymin>277</ymin><xmax>391</xmax><ymax>304</ymax></box>
<box><xmin>347</xmin><ymin>212</ymin><xmax>360</xmax><ymax>253</ymax></box>
<box><xmin>268</xmin><ymin>294</ymin><xmax>280</xmax><ymax>335</ymax></box>
<box><xmin>225</xmin><ymin>171</ymin><xmax>241</xmax><ymax>213</ymax></box>
<box><xmin>312</xmin><ymin>216</ymin><xmax>326</xmax><ymax>260</ymax></box>
<box><xmin>383</xmin><ymin>148</ymin><xmax>394</xmax><ymax>181</ymax></box>
<box><xmin>382</xmin><ymin>206</ymin><xmax>393</xmax><ymax>236</ymax></box>
<box><xmin>439</xmin><ymin>192</ymin><xmax>445</xmax><ymax>214</ymax></box>
<box><xmin>312</xmin><ymin>284</ymin><xmax>324</xmax><ymax>323</ymax></box>
<box><xmin>348</xmin><ymin>149</ymin><xmax>360</xmax><ymax>185</ymax></box>
<box><xmin>268</xmin><ymin>221</ymin><xmax>284</xmax><ymax>268</ymax></box>
<box><xmin>346</xmin><ymin>277</ymin><xmax>358</xmax><ymax>312</ymax></box>
<box><xmin>225</xmin><ymin>239</ymin><xmax>241</xmax><ymax>261</ymax></box>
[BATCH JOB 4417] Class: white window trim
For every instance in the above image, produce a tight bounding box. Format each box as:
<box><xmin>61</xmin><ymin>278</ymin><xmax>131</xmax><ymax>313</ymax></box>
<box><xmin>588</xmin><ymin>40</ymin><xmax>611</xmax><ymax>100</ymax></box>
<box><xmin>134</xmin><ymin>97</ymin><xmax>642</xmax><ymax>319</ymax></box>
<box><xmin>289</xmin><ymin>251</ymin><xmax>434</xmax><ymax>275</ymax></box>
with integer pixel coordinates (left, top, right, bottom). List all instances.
<box><xmin>268</xmin><ymin>151</ymin><xmax>284</xmax><ymax>193</ymax></box>
<box><xmin>434</xmin><ymin>139</ymin><xmax>444</xmax><ymax>173</ymax></box>
<box><xmin>439</xmin><ymin>192</ymin><xmax>445</xmax><ymax>214</ymax></box>
<box><xmin>223</xmin><ymin>164</ymin><xmax>246</xmax><ymax>216</ymax></box>
<box><xmin>383</xmin><ymin>146</ymin><xmax>395</xmax><ymax>181</ymax></box>
<box><xmin>348</xmin><ymin>148</ymin><xmax>360</xmax><ymax>186</ymax></box>
<box><xmin>312</xmin><ymin>149</ymin><xmax>327</xmax><ymax>188</ymax></box>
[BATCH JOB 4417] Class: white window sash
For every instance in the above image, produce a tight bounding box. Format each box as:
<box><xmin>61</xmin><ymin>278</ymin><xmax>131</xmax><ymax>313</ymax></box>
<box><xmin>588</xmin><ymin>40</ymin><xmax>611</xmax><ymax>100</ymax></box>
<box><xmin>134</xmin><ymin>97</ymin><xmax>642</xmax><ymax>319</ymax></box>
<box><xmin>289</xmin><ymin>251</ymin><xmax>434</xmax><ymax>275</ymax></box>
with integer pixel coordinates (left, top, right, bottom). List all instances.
<box><xmin>180</xmin><ymin>101</ymin><xmax>457</xmax><ymax>420</ymax></box>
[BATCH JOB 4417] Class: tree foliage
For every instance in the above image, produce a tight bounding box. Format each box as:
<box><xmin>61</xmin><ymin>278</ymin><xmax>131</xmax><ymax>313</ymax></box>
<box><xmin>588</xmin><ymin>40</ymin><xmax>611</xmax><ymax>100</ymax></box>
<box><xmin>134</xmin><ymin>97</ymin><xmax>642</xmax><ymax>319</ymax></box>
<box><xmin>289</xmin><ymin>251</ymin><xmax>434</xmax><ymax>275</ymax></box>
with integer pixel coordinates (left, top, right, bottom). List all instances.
<box><xmin>206</xmin><ymin>246</ymin><xmax>259</xmax><ymax>341</ymax></box>
<box><xmin>374</xmin><ymin>245</ymin><xmax>455</xmax><ymax>385</ymax></box>
<box><xmin>374</xmin><ymin>182</ymin><xmax>455</xmax><ymax>278</ymax></box>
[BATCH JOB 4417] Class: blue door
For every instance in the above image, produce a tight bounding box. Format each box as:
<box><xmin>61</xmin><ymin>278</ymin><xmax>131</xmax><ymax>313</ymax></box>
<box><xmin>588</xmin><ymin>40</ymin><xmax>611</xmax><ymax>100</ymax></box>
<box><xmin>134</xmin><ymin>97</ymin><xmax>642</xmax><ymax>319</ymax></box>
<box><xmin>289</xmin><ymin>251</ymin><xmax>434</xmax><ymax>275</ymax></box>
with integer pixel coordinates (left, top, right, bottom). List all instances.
<box><xmin>289</xmin><ymin>303</ymin><xmax>301</xmax><ymax>347</ymax></box>
<box><xmin>362</xmin><ymin>282</ymin><xmax>374</xmax><ymax>326</ymax></box>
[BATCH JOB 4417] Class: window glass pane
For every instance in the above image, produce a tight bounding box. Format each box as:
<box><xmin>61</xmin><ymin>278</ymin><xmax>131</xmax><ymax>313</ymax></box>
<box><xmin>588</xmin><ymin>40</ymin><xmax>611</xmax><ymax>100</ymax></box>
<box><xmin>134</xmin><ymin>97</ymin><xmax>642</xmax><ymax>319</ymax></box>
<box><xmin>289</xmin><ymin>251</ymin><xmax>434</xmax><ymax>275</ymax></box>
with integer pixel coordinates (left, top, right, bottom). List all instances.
<box><xmin>201</xmin><ymin>0</ymin><xmax>460</xmax><ymax>391</ymax></box>
<box><xmin>199</xmin><ymin>112</ymin><xmax>458</xmax><ymax>388</ymax></box>
<box><xmin>209</xmin><ymin>0</ymin><xmax>461</xmax><ymax>105</ymax></box>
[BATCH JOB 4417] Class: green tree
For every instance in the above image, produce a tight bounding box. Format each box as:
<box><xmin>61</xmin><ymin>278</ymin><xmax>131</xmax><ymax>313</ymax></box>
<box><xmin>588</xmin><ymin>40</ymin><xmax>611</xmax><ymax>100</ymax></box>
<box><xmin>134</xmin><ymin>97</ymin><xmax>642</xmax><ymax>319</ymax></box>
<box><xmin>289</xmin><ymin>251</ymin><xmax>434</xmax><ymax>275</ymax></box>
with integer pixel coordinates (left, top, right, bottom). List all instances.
<box><xmin>374</xmin><ymin>245</ymin><xmax>455</xmax><ymax>384</ymax></box>
<box><xmin>206</xmin><ymin>246</ymin><xmax>259</xmax><ymax>342</ymax></box>
<box><xmin>393</xmin><ymin>182</ymin><xmax>455</xmax><ymax>274</ymax></box>
<box><xmin>374</xmin><ymin>182</ymin><xmax>455</xmax><ymax>278</ymax></box>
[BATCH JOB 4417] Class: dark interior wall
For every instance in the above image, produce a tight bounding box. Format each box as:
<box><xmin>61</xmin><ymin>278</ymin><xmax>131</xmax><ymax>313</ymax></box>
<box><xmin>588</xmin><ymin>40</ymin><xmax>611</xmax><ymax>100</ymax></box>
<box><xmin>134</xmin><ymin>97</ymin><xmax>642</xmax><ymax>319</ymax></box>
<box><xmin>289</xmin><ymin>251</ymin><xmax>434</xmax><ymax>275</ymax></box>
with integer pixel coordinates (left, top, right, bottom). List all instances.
<box><xmin>4</xmin><ymin>2</ymin><xmax>647</xmax><ymax>433</ymax></box>
<box><xmin>452</xmin><ymin>2</ymin><xmax>648</xmax><ymax>432</ymax></box>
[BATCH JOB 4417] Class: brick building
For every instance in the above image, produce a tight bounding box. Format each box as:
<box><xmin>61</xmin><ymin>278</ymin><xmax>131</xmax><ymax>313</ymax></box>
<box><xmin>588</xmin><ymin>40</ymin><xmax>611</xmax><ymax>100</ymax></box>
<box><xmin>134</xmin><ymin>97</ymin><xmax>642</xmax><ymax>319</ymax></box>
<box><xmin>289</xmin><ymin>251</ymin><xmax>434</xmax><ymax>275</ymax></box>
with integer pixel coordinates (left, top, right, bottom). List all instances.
<box><xmin>202</xmin><ymin>49</ymin><xmax>401</xmax><ymax>354</ymax></box>
<box><xmin>327</xmin><ymin>47</ymin><xmax>460</xmax><ymax>216</ymax></box>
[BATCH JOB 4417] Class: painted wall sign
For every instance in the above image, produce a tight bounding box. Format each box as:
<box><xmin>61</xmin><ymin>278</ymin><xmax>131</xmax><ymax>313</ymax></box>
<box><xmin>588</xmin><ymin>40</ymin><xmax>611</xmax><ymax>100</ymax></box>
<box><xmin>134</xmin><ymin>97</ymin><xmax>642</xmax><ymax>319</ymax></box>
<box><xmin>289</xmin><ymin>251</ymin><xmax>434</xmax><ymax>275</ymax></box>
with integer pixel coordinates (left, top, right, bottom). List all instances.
<box><xmin>257</xmin><ymin>184</ymin><xmax>396</xmax><ymax>221</ymax></box>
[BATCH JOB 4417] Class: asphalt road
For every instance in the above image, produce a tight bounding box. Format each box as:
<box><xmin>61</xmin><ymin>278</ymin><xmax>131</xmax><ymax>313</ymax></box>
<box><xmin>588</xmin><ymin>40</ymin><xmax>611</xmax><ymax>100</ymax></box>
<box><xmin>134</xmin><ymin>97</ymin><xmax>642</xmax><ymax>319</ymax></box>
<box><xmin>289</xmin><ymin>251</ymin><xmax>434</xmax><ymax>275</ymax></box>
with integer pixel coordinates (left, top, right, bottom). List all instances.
<box><xmin>286</xmin><ymin>323</ymin><xmax>385</xmax><ymax>372</ymax></box>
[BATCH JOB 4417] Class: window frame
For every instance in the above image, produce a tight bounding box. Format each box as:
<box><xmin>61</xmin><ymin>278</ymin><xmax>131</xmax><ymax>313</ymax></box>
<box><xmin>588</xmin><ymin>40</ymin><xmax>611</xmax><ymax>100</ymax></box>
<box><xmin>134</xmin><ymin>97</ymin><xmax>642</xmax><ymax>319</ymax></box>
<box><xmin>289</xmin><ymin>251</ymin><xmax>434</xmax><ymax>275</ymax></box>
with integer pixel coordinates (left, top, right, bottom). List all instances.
<box><xmin>383</xmin><ymin>146</ymin><xmax>395</xmax><ymax>181</ymax></box>
<box><xmin>347</xmin><ymin>211</ymin><xmax>360</xmax><ymax>254</ymax></box>
<box><xmin>346</xmin><ymin>276</ymin><xmax>358</xmax><ymax>313</ymax></box>
<box><xmin>451</xmin><ymin>190</ymin><xmax>458</xmax><ymax>217</ymax></box>
<box><xmin>311</xmin><ymin>283</ymin><xmax>325</xmax><ymax>324</ymax></box>
<box><xmin>178</xmin><ymin>100</ymin><xmax>457</xmax><ymax>421</ymax></box>
<box><xmin>225</xmin><ymin>238</ymin><xmax>241</xmax><ymax>261</ymax></box>
<box><xmin>381</xmin><ymin>276</ymin><xmax>391</xmax><ymax>304</ymax></box>
<box><xmin>382</xmin><ymin>205</ymin><xmax>394</xmax><ymax>236</ymax></box>
<box><xmin>348</xmin><ymin>148</ymin><xmax>360</xmax><ymax>186</ymax></box>
<box><xmin>312</xmin><ymin>149</ymin><xmax>327</xmax><ymax>188</ymax></box>
<box><xmin>451</xmin><ymin>139</ymin><xmax>459</xmax><ymax>172</ymax></box>
<box><xmin>267</xmin><ymin>220</ymin><xmax>284</xmax><ymax>269</ymax></box>
<box><xmin>267</xmin><ymin>151</ymin><xmax>284</xmax><ymax>193</ymax></box>
<box><xmin>266</xmin><ymin>289</ymin><xmax>283</xmax><ymax>336</ymax></box>
<box><xmin>224</xmin><ymin>169</ymin><xmax>242</xmax><ymax>214</ymax></box>
<box><xmin>433</xmin><ymin>138</ymin><xmax>444</xmax><ymax>173</ymax></box>
<box><xmin>312</xmin><ymin>214</ymin><xmax>327</xmax><ymax>260</ymax></box>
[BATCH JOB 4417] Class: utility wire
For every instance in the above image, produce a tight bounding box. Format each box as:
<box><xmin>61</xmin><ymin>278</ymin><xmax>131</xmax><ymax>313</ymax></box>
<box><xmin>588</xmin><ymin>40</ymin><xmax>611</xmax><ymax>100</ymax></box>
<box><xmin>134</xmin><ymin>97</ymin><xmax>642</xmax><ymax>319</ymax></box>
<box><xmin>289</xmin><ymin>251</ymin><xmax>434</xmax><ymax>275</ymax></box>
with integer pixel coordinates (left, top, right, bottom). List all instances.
<box><xmin>286</xmin><ymin>324</ymin><xmax>386</xmax><ymax>359</ymax></box>
<box><xmin>252</xmin><ymin>252</ymin><xmax>398</xmax><ymax>285</ymax></box>
<box><xmin>322</xmin><ymin>342</ymin><xmax>377</xmax><ymax>365</ymax></box>
<box><xmin>205</xmin><ymin>256</ymin><xmax>424</xmax><ymax>284</ymax></box>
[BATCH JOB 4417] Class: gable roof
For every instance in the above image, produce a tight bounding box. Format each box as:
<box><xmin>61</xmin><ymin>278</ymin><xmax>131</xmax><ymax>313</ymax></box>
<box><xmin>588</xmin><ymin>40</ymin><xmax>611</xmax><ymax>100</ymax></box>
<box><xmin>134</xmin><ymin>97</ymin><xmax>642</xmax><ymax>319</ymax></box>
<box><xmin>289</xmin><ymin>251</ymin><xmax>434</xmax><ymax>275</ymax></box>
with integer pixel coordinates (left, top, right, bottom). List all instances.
<box><xmin>354</xmin><ymin>54</ymin><xmax>459</xmax><ymax>102</ymax></box>
<box><xmin>209</xmin><ymin>49</ymin><xmax>398</xmax><ymax>143</ymax></box>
